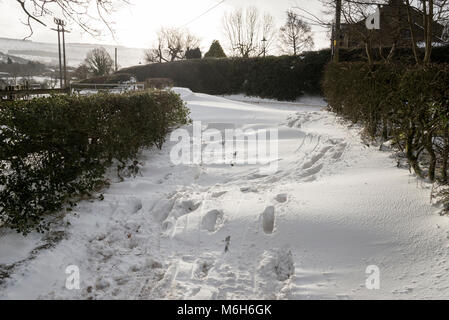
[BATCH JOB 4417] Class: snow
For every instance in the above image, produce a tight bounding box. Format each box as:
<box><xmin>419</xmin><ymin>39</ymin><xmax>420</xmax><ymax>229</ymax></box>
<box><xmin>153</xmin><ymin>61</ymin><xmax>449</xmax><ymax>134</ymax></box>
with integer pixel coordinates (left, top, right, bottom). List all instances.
<box><xmin>1</xmin><ymin>88</ymin><xmax>449</xmax><ymax>300</ymax></box>
<box><xmin>222</xmin><ymin>94</ymin><xmax>326</xmax><ymax>108</ymax></box>
<box><xmin>0</xmin><ymin>38</ymin><xmax>145</xmax><ymax>68</ymax></box>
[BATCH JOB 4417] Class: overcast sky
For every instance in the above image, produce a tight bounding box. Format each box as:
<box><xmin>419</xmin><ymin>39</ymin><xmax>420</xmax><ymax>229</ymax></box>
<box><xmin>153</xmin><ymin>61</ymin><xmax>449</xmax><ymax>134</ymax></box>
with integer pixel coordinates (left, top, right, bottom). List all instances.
<box><xmin>0</xmin><ymin>0</ymin><xmax>330</xmax><ymax>51</ymax></box>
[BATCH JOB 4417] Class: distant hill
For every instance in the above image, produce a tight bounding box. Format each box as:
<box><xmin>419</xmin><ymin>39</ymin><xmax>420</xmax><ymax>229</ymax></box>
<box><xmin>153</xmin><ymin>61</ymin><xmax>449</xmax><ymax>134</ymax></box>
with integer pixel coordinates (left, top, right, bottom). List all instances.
<box><xmin>0</xmin><ymin>37</ymin><xmax>146</xmax><ymax>68</ymax></box>
<box><xmin>0</xmin><ymin>51</ymin><xmax>31</xmax><ymax>64</ymax></box>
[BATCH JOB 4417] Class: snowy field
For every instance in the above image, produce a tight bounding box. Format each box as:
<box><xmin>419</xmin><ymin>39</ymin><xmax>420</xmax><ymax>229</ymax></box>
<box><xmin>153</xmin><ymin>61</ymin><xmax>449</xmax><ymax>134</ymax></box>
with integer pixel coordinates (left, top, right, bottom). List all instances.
<box><xmin>1</xmin><ymin>88</ymin><xmax>449</xmax><ymax>300</ymax></box>
<box><xmin>0</xmin><ymin>38</ymin><xmax>145</xmax><ymax>68</ymax></box>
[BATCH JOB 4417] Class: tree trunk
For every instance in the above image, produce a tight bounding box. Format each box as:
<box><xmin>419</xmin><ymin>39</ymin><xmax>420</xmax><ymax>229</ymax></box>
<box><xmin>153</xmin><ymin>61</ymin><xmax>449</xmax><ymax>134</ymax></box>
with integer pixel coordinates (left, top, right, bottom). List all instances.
<box><xmin>424</xmin><ymin>0</ymin><xmax>434</xmax><ymax>64</ymax></box>
<box><xmin>293</xmin><ymin>37</ymin><xmax>297</xmax><ymax>56</ymax></box>
<box><xmin>425</xmin><ymin>134</ymin><xmax>437</xmax><ymax>182</ymax></box>
<box><xmin>406</xmin><ymin>123</ymin><xmax>423</xmax><ymax>177</ymax></box>
<box><xmin>405</xmin><ymin>0</ymin><xmax>421</xmax><ymax>65</ymax></box>
<box><xmin>365</xmin><ymin>40</ymin><xmax>373</xmax><ymax>65</ymax></box>
<box><xmin>386</xmin><ymin>42</ymin><xmax>396</xmax><ymax>62</ymax></box>
<box><xmin>333</xmin><ymin>0</ymin><xmax>342</xmax><ymax>63</ymax></box>
<box><xmin>442</xmin><ymin>126</ymin><xmax>449</xmax><ymax>183</ymax></box>
<box><xmin>382</xmin><ymin>117</ymin><xmax>389</xmax><ymax>141</ymax></box>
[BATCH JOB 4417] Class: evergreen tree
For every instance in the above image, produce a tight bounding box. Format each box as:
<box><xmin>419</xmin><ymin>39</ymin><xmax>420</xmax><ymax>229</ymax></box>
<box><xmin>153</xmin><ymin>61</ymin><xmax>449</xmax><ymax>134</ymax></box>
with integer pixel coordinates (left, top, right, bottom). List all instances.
<box><xmin>204</xmin><ymin>40</ymin><xmax>227</xmax><ymax>58</ymax></box>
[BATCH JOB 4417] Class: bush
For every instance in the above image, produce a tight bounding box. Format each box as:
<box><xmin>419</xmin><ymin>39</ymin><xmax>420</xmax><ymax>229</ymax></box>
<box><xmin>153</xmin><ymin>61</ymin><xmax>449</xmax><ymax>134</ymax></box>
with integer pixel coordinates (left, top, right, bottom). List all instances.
<box><xmin>117</xmin><ymin>46</ymin><xmax>449</xmax><ymax>101</ymax></box>
<box><xmin>0</xmin><ymin>61</ymin><xmax>48</xmax><ymax>77</ymax></box>
<box><xmin>0</xmin><ymin>91</ymin><xmax>190</xmax><ymax>234</ymax></box>
<box><xmin>323</xmin><ymin>62</ymin><xmax>449</xmax><ymax>183</ymax></box>
<box><xmin>119</xmin><ymin>51</ymin><xmax>331</xmax><ymax>101</ymax></box>
<box><xmin>185</xmin><ymin>48</ymin><xmax>202</xmax><ymax>60</ymax></box>
<box><xmin>336</xmin><ymin>45</ymin><xmax>449</xmax><ymax>64</ymax></box>
<box><xmin>204</xmin><ymin>40</ymin><xmax>227</xmax><ymax>58</ymax></box>
<box><xmin>77</xmin><ymin>73</ymin><xmax>134</xmax><ymax>84</ymax></box>
<box><xmin>145</xmin><ymin>78</ymin><xmax>174</xmax><ymax>89</ymax></box>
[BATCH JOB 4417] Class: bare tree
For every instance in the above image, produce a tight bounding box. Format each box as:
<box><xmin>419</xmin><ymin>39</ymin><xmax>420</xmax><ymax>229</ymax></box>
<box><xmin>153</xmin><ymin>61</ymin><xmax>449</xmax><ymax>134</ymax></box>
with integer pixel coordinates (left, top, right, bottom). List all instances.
<box><xmin>145</xmin><ymin>28</ymin><xmax>201</xmax><ymax>63</ymax></box>
<box><xmin>295</xmin><ymin>0</ymin><xmax>390</xmax><ymax>64</ymax></box>
<box><xmin>305</xmin><ymin>0</ymin><xmax>448</xmax><ymax>64</ymax></box>
<box><xmin>72</xmin><ymin>63</ymin><xmax>91</xmax><ymax>80</ymax></box>
<box><xmin>145</xmin><ymin>31</ymin><xmax>166</xmax><ymax>63</ymax></box>
<box><xmin>15</xmin><ymin>0</ymin><xmax>129</xmax><ymax>39</ymax></box>
<box><xmin>84</xmin><ymin>48</ymin><xmax>114</xmax><ymax>76</ymax></box>
<box><xmin>419</xmin><ymin>0</ymin><xmax>449</xmax><ymax>63</ymax></box>
<box><xmin>222</xmin><ymin>7</ymin><xmax>276</xmax><ymax>58</ymax></box>
<box><xmin>279</xmin><ymin>11</ymin><xmax>315</xmax><ymax>56</ymax></box>
<box><xmin>261</xmin><ymin>13</ymin><xmax>277</xmax><ymax>55</ymax></box>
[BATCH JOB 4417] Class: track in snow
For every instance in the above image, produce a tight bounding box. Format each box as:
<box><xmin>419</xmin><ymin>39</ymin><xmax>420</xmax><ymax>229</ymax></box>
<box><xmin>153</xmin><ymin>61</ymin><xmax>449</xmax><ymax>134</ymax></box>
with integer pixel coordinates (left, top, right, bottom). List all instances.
<box><xmin>1</xmin><ymin>89</ymin><xmax>449</xmax><ymax>300</ymax></box>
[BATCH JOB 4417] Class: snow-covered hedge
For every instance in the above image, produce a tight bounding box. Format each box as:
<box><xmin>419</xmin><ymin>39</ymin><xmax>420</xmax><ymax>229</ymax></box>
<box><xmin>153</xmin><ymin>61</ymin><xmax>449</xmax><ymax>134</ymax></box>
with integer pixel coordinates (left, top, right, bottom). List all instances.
<box><xmin>323</xmin><ymin>62</ymin><xmax>449</xmax><ymax>183</ymax></box>
<box><xmin>0</xmin><ymin>91</ymin><xmax>190</xmax><ymax>234</ymax></box>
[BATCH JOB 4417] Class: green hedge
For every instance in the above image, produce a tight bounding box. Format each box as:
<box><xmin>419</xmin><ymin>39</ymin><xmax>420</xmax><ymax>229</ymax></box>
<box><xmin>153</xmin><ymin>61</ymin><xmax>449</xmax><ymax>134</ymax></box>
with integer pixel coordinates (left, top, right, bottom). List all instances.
<box><xmin>118</xmin><ymin>46</ymin><xmax>449</xmax><ymax>101</ymax></box>
<box><xmin>119</xmin><ymin>50</ymin><xmax>331</xmax><ymax>101</ymax></box>
<box><xmin>0</xmin><ymin>91</ymin><xmax>190</xmax><ymax>234</ymax></box>
<box><xmin>77</xmin><ymin>73</ymin><xmax>134</xmax><ymax>84</ymax></box>
<box><xmin>323</xmin><ymin>62</ymin><xmax>449</xmax><ymax>183</ymax></box>
<box><xmin>337</xmin><ymin>45</ymin><xmax>449</xmax><ymax>65</ymax></box>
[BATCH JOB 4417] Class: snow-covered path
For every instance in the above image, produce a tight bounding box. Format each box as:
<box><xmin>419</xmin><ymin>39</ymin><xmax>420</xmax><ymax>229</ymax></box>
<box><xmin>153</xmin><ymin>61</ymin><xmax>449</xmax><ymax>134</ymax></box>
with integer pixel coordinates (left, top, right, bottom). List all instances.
<box><xmin>1</xmin><ymin>88</ymin><xmax>449</xmax><ymax>300</ymax></box>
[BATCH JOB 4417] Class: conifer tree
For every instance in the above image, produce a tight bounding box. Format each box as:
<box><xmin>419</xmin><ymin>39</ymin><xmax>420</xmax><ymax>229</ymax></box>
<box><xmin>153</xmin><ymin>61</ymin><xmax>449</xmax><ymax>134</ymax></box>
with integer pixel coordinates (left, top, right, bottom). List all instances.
<box><xmin>204</xmin><ymin>40</ymin><xmax>227</xmax><ymax>58</ymax></box>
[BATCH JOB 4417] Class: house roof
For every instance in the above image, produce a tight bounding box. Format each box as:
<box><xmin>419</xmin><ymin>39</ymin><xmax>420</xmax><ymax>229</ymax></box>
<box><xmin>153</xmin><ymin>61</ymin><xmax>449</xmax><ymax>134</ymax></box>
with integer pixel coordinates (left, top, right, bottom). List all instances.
<box><xmin>343</xmin><ymin>0</ymin><xmax>445</xmax><ymax>29</ymax></box>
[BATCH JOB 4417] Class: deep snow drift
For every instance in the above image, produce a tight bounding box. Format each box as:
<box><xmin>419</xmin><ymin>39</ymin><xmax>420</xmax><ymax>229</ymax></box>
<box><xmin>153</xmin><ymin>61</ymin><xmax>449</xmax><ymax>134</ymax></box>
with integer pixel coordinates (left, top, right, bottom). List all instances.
<box><xmin>1</xmin><ymin>88</ymin><xmax>449</xmax><ymax>300</ymax></box>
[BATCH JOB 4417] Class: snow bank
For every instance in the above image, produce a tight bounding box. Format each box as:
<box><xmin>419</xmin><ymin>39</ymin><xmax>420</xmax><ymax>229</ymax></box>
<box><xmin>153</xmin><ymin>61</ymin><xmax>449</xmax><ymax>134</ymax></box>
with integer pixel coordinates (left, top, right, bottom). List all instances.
<box><xmin>1</xmin><ymin>89</ymin><xmax>449</xmax><ymax>300</ymax></box>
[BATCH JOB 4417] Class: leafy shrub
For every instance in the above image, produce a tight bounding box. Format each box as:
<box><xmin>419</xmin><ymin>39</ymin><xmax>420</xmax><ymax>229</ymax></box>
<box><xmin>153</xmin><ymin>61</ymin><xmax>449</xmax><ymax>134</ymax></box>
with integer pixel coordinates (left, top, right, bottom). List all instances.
<box><xmin>77</xmin><ymin>73</ymin><xmax>134</xmax><ymax>84</ymax></box>
<box><xmin>145</xmin><ymin>78</ymin><xmax>174</xmax><ymax>89</ymax></box>
<box><xmin>118</xmin><ymin>46</ymin><xmax>449</xmax><ymax>101</ymax></box>
<box><xmin>0</xmin><ymin>60</ymin><xmax>48</xmax><ymax>77</ymax></box>
<box><xmin>335</xmin><ymin>45</ymin><xmax>449</xmax><ymax>64</ymax></box>
<box><xmin>323</xmin><ymin>62</ymin><xmax>449</xmax><ymax>183</ymax></box>
<box><xmin>204</xmin><ymin>40</ymin><xmax>227</xmax><ymax>58</ymax></box>
<box><xmin>119</xmin><ymin>51</ymin><xmax>331</xmax><ymax>101</ymax></box>
<box><xmin>0</xmin><ymin>91</ymin><xmax>190</xmax><ymax>234</ymax></box>
<box><xmin>185</xmin><ymin>48</ymin><xmax>202</xmax><ymax>60</ymax></box>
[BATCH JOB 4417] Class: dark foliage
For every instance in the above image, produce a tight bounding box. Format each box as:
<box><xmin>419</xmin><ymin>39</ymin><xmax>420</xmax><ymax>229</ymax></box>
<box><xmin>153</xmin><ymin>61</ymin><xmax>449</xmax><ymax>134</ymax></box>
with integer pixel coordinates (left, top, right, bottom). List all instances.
<box><xmin>323</xmin><ymin>62</ymin><xmax>449</xmax><ymax>183</ymax></box>
<box><xmin>145</xmin><ymin>78</ymin><xmax>174</xmax><ymax>89</ymax></box>
<box><xmin>0</xmin><ymin>91</ymin><xmax>190</xmax><ymax>234</ymax></box>
<box><xmin>185</xmin><ymin>48</ymin><xmax>202</xmax><ymax>60</ymax></box>
<box><xmin>204</xmin><ymin>40</ymin><xmax>227</xmax><ymax>58</ymax></box>
<box><xmin>77</xmin><ymin>73</ymin><xmax>134</xmax><ymax>84</ymax></box>
<box><xmin>120</xmin><ymin>50</ymin><xmax>331</xmax><ymax>101</ymax></box>
<box><xmin>0</xmin><ymin>61</ymin><xmax>48</xmax><ymax>77</ymax></box>
<box><xmin>120</xmin><ymin>46</ymin><xmax>449</xmax><ymax>101</ymax></box>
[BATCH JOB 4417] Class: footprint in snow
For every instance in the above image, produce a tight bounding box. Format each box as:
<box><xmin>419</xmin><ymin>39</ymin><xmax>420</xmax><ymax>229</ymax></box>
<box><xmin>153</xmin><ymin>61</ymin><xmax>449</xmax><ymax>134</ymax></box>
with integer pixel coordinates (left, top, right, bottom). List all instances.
<box><xmin>202</xmin><ymin>210</ymin><xmax>224</xmax><ymax>233</ymax></box>
<box><xmin>262</xmin><ymin>206</ymin><xmax>275</xmax><ymax>235</ymax></box>
<box><xmin>124</xmin><ymin>197</ymin><xmax>143</xmax><ymax>214</ymax></box>
<box><xmin>180</xmin><ymin>200</ymin><xmax>202</xmax><ymax>213</ymax></box>
<box><xmin>275</xmin><ymin>194</ymin><xmax>288</xmax><ymax>203</ymax></box>
<box><xmin>193</xmin><ymin>259</ymin><xmax>215</xmax><ymax>279</ymax></box>
<box><xmin>255</xmin><ymin>249</ymin><xmax>295</xmax><ymax>296</ymax></box>
<box><xmin>240</xmin><ymin>187</ymin><xmax>258</xmax><ymax>193</ymax></box>
<box><xmin>150</xmin><ymin>198</ymin><xmax>176</xmax><ymax>223</ymax></box>
<box><xmin>212</xmin><ymin>191</ymin><xmax>227</xmax><ymax>198</ymax></box>
<box><xmin>161</xmin><ymin>218</ymin><xmax>175</xmax><ymax>236</ymax></box>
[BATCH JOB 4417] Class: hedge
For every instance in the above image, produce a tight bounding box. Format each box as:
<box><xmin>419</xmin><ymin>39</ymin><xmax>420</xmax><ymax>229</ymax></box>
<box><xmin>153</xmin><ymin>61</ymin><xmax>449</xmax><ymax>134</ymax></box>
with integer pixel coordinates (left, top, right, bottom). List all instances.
<box><xmin>0</xmin><ymin>91</ymin><xmax>190</xmax><ymax>234</ymax></box>
<box><xmin>117</xmin><ymin>46</ymin><xmax>449</xmax><ymax>101</ymax></box>
<box><xmin>323</xmin><ymin>62</ymin><xmax>449</xmax><ymax>183</ymax></box>
<box><xmin>77</xmin><ymin>73</ymin><xmax>135</xmax><ymax>84</ymax></box>
<box><xmin>119</xmin><ymin>50</ymin><xmax>331</xmax><ymax>101</ymax></box>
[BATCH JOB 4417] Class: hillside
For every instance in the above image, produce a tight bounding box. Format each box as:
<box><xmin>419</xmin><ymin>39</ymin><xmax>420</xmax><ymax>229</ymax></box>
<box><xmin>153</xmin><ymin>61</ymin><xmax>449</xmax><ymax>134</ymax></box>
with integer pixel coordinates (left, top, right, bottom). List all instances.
<box><xmin>0</xmin><ymin>37</ymin><xmax>146</xmax><ymax>68</ymax></box>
